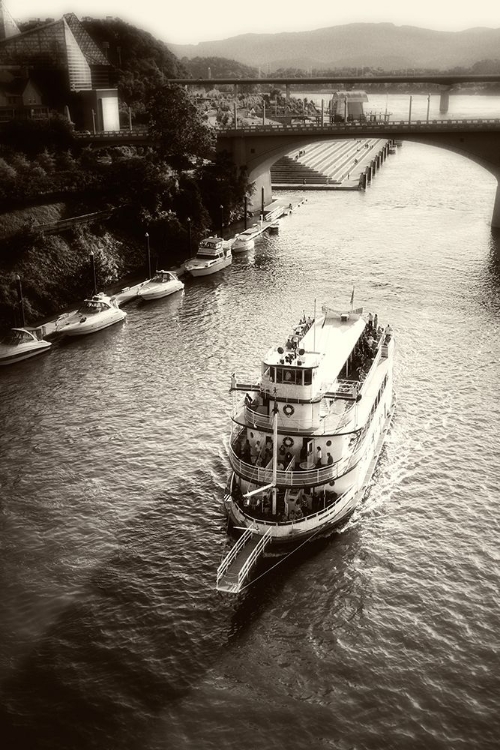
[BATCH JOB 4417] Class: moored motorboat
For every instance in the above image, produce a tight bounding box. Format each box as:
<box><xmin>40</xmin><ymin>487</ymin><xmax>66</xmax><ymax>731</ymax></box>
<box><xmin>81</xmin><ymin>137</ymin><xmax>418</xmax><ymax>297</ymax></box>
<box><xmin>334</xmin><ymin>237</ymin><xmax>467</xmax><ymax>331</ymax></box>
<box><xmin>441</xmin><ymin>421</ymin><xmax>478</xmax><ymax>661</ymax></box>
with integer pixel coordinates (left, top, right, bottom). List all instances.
<box><xmin>58</xmin><ymin>293</ymin><xmax>126</xmax><ymax>336</ymax></box>
<box><xmin>138</xmin><ymin>270</ymin><xmax>184</xmax><ymax>300</ymax></box>
<box><xmin>216</xmin><ymin>303</ymin><xmax>395</xmax><ymax>593</ymax></box>
<box><xmin>183</xmin><ymin>236</ymin><xmax>232</xmax><ymax>276</ymax></box>
<box><xmin>0</xmin><ymin>327</ymin><xmax>51</xmax><ymax>366</ymax></box>
<box><xmin>232</xmin><ymin>228</ymin><xmax>257</xmax><ymax>252</ymax></box>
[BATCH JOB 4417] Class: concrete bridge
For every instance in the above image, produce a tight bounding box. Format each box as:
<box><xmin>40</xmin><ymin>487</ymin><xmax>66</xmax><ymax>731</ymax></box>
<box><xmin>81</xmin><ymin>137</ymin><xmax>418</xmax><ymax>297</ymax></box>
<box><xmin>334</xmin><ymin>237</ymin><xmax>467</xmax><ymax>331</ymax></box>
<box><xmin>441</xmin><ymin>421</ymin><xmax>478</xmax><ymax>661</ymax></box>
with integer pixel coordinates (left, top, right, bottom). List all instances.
<box><xmin>216</xmin><ymin>118</ymin><xmax>500</xmax><ymax>227</ymax></box>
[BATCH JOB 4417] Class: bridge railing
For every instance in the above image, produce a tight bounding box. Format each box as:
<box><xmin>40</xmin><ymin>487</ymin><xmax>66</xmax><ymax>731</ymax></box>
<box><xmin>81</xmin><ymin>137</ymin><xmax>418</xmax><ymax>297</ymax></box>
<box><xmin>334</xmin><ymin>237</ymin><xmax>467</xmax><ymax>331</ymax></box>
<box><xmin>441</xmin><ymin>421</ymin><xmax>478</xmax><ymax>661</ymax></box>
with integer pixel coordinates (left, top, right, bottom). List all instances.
<box><xmin>216</xmin><ymin>118</ymin><xmax>500</xmax><ymax>136</ymax></box>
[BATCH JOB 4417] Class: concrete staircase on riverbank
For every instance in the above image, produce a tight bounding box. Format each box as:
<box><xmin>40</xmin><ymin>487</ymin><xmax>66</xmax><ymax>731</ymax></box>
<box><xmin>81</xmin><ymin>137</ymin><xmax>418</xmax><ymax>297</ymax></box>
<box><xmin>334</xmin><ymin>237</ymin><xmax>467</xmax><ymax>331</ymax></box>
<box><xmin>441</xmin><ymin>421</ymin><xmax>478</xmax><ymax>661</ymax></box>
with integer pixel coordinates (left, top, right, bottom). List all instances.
<box><xmin>271</xmin><ymin>138</ymin><xmax>390</xmax><ymax>189</ymax></box>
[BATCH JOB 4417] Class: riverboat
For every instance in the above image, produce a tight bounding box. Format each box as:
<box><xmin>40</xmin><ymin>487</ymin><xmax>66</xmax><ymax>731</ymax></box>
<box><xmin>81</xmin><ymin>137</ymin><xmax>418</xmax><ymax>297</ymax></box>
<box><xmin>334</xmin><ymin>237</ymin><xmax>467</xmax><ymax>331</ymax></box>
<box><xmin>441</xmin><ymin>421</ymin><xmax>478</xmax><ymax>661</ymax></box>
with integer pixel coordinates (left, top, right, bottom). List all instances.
<box><xmin>183</xmin><ymin>236</ymin><xmax>232</xmax><ymax>277</ymax></box>
<box><xmin>217</xmin><ymin>304</ymin><xmax>395</xmax><ymax>593</ymax></box>
<box><xmin>138</xmin><ymin>270</ymin><xmax>184</xmax><ymax>300</ymax></box>
<box><xmin>0</xmin><ymin>327</ymin><xmax>51</xmax><ymax>365</ymax></box>
<box><xmin>58</xmin><ymin>293</ymin><xmax>126</xmax><ymax>336</ymax></box>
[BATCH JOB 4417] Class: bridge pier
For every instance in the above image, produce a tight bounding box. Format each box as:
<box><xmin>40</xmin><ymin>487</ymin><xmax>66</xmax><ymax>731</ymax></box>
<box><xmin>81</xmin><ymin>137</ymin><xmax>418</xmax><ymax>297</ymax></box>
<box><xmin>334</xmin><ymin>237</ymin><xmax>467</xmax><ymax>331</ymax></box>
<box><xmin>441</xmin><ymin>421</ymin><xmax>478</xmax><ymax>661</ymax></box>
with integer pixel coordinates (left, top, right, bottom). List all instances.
<box><xmin>250</xmin><ymin>171</ymin><xmax>273</xmax><ymax>213</ymax></box>
<box><xmin>439</xmin><ymin>86</ymin><xmax>451</xmax><ymax>114</ymax></box>
<box><xmin>492</xmin><ymin>178</ymin><xmax>500</xmax><ymax>229</ymax></box>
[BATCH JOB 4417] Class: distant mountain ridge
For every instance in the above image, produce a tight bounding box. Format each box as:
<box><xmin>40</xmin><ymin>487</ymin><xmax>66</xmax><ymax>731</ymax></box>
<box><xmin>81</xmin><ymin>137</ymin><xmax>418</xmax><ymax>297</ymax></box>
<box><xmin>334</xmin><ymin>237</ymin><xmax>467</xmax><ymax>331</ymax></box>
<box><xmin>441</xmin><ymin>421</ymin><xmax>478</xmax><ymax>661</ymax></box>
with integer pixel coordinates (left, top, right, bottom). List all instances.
<box><xmin>167</xmin><ymin>23</ymin><xmax>500</xmax><ymax>71</ymax></box>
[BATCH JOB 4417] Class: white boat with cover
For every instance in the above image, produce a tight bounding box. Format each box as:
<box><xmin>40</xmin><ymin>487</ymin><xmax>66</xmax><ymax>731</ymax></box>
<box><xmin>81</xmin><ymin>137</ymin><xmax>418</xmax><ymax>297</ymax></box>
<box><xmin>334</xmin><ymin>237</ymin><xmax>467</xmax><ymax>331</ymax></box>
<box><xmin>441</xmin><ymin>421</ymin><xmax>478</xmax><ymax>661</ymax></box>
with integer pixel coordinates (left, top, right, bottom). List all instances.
<box><xmin>183</xmin><ymin>236</ymin><xmax>232</xmax><ymax>276</ymax></box>
<box><xmin>59</xmin><ymin>293</ymin><xmax>126</xmax><ymax>336</ymax></box>
<box><xmin>138</xmin><ymin>270</ymin><xmax>184</xmax><ymax>300</ymax></box>
<box><xmin>216</xmin><ymin>303</ymin><xmax>395</xmax><ymax>593</ymax></box>
<box><xmin>0</xmin><ymin>327</ymin><xmax>51</xmax><ymax>366</ymax></box>
<box><xmin>232</xmin><ymin>227</ymin><xmax>258</xmax><ymax>252</ymax></box>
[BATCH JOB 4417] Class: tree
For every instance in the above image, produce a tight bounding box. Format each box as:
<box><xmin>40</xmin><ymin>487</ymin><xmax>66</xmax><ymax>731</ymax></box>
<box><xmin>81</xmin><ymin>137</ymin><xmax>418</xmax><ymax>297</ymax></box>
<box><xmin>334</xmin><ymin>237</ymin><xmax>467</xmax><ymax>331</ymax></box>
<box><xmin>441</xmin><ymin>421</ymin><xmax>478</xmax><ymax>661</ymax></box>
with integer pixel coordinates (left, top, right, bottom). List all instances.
<box><xmin>196</xmin><ymin>150</ymin><xmax>251</xmax><ymax>229</ymax></box>
<box><xmin>146</xmin><ymin>84</ymin><xmax>216</xmax><ymax>170</ymax></box>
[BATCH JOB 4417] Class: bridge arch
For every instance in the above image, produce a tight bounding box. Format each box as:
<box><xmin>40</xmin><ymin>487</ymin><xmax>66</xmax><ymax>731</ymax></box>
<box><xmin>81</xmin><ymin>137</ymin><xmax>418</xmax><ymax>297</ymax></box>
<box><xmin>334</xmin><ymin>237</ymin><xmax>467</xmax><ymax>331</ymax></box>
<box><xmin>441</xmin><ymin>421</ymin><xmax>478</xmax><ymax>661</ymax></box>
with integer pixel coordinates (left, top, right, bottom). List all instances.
<box><xmin>217</xmin><ymin>124</ymin><xmax>500</xmax><ymax>227</ymax></box>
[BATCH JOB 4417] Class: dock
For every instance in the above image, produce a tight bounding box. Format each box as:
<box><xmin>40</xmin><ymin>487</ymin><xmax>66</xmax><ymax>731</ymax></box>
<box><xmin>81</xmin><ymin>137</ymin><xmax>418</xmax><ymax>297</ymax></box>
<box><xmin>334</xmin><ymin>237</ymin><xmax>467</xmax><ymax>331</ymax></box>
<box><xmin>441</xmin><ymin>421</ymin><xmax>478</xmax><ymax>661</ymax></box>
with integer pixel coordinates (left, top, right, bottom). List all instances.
<box><xmin>30</xmin><ymin>199</ymin><xmax>302</xmax><ymax>341</ymax></box>
<box><xmin>216</xmin><ymin>524</ymin><xmax>273</xmax><ymax>593</ymax></box>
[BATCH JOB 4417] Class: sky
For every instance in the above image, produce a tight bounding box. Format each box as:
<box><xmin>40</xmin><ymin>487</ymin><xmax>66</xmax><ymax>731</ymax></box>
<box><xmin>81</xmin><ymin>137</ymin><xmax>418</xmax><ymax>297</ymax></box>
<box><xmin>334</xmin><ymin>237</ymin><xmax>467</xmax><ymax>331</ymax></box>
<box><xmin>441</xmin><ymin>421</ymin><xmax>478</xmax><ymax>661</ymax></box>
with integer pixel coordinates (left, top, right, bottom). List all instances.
<box><xmin>8</xmin><ymin>0</ymin><xmax>500</xmax><ymax>45</ymax></box>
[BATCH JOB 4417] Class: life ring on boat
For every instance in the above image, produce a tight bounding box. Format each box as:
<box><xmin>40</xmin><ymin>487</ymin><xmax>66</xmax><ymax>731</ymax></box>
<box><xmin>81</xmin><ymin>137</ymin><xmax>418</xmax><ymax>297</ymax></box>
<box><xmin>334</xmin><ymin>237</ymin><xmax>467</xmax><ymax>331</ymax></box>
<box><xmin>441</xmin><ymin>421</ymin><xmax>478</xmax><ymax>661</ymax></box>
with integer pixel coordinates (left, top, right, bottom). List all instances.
<box><xmin>283</xmin><ymin>436</ymin><xmax>294</xmax><ymax>448</ymax></box>
<box><xmin>283</xmin><ymin>404</ymin><xmax>295</xmax><ymax>417</ymax></box>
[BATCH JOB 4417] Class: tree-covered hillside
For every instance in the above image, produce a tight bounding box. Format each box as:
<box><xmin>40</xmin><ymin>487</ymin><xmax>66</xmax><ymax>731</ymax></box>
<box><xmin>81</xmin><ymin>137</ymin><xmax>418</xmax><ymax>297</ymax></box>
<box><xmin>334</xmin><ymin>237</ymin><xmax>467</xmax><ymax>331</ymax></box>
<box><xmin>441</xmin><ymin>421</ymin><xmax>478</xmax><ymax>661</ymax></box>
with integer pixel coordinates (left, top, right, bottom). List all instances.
<box><xmin>182</xmin><ymin>56</ymin><xmax>258</xmax><ymax>79</ymax></box>
<box><xmin>82</xmin><ymin>18</ymin><xmax>187</xmax><ymax>121</ymax></box>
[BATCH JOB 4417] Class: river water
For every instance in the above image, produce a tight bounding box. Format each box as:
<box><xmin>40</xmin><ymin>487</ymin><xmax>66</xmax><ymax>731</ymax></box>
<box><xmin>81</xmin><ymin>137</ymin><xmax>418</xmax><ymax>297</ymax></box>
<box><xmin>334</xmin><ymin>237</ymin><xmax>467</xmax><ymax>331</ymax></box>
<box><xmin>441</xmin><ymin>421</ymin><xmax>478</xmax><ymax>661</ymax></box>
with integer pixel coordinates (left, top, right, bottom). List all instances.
<box><xmin>1</xmin><ymin>115</ymin><xmax>500</xmax><ymax>750</ymax></box>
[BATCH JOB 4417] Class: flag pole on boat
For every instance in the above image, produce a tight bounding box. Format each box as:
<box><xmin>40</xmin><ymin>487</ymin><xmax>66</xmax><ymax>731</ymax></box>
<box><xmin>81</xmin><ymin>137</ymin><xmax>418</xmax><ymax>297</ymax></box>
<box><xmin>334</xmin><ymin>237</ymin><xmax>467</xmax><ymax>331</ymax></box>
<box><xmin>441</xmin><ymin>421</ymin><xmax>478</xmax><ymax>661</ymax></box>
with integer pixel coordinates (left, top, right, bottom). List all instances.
<box><xmin>272</xmin><ymin>391</ymin><xmax>279</xmax><ymax>516</ymax></box>
<box><xmin>313</xmin><ymin>298</ymin><xmax>317</xmax><ymax>352</ymax></box>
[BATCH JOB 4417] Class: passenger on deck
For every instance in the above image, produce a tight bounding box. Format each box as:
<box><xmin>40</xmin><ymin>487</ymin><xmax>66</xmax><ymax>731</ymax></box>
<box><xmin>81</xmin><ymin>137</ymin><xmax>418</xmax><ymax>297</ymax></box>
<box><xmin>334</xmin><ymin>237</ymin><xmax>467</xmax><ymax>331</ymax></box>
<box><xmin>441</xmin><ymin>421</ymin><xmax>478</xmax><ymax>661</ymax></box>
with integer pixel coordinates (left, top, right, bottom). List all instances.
<box><xmin>251</xmin><ymin>440</ymin><xmax>260</xmax><ymax>464</ymax></box>
<box><xmin>327</xmin><ymin>452</ymin><xmax>334</xmax><ymax>465</ymax></box>
<box><xmin>316</xmin><ymin>446</ymin><xmax>322</xmax><ymax>467</ymax></box>
<box><xmin>242</xmin><ymin>439</ymin><xmax>251</xmax><ymax>462</ymax></box>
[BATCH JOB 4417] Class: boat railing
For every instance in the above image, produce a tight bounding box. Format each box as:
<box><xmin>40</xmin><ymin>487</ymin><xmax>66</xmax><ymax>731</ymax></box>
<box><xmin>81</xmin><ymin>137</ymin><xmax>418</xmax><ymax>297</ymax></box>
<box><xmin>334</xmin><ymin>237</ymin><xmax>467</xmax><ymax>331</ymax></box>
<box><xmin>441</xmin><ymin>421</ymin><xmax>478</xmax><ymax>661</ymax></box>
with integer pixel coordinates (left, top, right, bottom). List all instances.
<box><xmin>241</xmin><ymin>404</ymin><xmax>317</xmax><ymax>433</ymax></box>
<box><xmin>216</xmin><ymin>523</ymin><xmax>256</xmax><ymax>584</ymax></box>
<box><xmin>237</xmin><ymin>528</ymin><xmax>273</xmax><ymax>587</ymax></box>
<box><xmin>323</xmin><ymin>379</ymin><xmax>360</xmax><ymax>400</ymax></box>
<box><xmin>234</xmin><ymin>490</ymin><xmax>349</xmax><ymax>528</ymax></box>
<box><xmin>228</xmin><ymin>444</ymin><xmax>355</xmax><ymax>486</ymax></box>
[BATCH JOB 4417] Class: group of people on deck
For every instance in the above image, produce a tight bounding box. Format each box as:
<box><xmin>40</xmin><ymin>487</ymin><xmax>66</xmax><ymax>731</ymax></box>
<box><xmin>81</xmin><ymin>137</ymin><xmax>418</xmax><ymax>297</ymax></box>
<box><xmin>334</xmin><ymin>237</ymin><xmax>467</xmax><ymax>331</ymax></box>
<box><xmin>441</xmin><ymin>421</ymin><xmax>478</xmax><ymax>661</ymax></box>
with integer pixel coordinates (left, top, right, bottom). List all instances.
<box><xmin>237</xmin><ymin>433</ymin><xmax>337</xmax><ymax>472</ymax></box>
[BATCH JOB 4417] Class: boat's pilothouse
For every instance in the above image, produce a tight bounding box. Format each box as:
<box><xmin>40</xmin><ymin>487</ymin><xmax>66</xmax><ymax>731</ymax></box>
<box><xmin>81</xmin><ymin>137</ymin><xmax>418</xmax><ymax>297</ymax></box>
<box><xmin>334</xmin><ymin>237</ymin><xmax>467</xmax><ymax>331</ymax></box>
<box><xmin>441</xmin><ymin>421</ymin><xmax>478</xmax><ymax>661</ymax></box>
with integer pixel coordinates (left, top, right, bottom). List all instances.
<box><xmin>184</xmin><ymin>236</ymin><xmax>232</xmax><ymax>276</ymax></box>
<box><xmin>217</xmin><ymin>304</ymin><xmax>395</xmax><ymax>592</ymax></box>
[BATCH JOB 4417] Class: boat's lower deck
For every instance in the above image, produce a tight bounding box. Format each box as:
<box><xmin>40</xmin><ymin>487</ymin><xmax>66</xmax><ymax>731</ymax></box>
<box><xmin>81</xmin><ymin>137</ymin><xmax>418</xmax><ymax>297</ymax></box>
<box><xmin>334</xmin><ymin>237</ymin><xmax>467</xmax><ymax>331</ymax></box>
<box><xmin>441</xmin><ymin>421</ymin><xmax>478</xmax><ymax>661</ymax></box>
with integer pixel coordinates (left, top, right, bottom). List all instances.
<box><xmin>230</xmin><ymin>483</ymin><xmax>339</xmax><ymax>523</ymax></box>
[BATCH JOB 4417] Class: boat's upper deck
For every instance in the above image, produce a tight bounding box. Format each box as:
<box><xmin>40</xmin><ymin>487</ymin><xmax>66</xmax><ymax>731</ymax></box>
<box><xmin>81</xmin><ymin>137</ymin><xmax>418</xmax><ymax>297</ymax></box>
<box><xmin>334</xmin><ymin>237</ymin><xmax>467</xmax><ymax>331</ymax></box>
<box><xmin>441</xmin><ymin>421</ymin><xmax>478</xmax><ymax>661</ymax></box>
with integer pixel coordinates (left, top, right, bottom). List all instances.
<box><xmin>197</xmin><ymin>237</ymin><xmax>224</xmax><ymax>256</ymax></box>
<box><xmin>263</xmin><ymin>309</ymin><xmax>366</xmax><ymax>382</ymax></box>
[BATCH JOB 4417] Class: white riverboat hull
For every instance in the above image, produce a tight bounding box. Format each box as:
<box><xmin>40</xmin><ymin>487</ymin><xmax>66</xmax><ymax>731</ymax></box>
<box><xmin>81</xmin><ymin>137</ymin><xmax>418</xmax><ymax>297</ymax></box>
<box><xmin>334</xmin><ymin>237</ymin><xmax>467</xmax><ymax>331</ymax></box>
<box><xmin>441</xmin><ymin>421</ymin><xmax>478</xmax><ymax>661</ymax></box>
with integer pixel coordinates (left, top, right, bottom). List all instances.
<box><xmin>224</xmin><ymin>401</ymin><xmax>394</xmax><ymax>551</ymax></box>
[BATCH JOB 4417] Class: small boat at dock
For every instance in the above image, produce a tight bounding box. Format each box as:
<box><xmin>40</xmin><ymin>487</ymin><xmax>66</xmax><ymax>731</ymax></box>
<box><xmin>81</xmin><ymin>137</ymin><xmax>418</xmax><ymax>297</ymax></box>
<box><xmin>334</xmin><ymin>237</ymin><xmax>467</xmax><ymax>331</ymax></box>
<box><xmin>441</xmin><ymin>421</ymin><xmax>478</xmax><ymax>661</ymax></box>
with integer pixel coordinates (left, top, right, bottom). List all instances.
<box><xmin>184</xmin><ymin>236</ymin><xmax>232</xmax><ymax>277</ymax></box>
<box><xmin>58</xmin><ymin>293</ymin><xmax>126</xmax><ymax>336</ymax></box>
<box><xmin>232</xmin><ymin>226</ymin><xmax>259</xmax><ymax>252</ymax></box>
<box><xmin>216</xmin><ymin>303</ymin><xmax>395</xmax><ymax>593</ymax></box>
<box><xmin>0</xmin><ymin>275</ymin><xmax>52</xmax><ymax>365</ymax></box>
<box><xmin>138</xmin><ymin>270</ymin><xmax>184</xmax><ymax>300</ymax></box>
<box><xmin>0</xmin><ymin>327</ymin><xmax>51</xmax><ymax>366</ymax></box>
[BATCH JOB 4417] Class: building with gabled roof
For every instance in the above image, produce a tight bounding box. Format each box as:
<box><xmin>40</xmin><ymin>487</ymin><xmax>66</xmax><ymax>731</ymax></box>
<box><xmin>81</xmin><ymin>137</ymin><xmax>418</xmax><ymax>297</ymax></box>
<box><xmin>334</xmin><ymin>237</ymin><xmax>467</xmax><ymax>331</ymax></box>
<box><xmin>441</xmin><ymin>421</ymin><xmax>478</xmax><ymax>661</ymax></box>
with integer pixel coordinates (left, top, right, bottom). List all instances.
<box><xmin>0</xmin><ymin>3</ymin><xmax>120</xmax><ymax>130</ymax></box>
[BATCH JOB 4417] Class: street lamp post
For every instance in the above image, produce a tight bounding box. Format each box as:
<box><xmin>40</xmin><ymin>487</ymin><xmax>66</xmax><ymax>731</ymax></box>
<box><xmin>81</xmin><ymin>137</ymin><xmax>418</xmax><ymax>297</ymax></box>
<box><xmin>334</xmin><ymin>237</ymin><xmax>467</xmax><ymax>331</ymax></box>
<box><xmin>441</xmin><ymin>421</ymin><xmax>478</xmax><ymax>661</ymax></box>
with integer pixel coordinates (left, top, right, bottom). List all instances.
<box><xmin>90</xmin><ymin>251</ymin><xmax>97</xmax><ymax>295</ymax></box>
<box><xmin>187</xmin><ymin>217</ymin><xmax>192</xmax><ymax>254</ymax></box>
<box><xmin>219</xmin><ymin>205</ymin><xmax>224</xmax><ymax>238</ymax></box>
<box><xmin>91</xmin><ymin>109</ymin><xmax>96</xmax><ymax>134</ymax></box>
<box><xmin>408</xmin><ymin>95</ymin><xmax>413</xmax><ymax>123</ymax></box>
<box><xmin>145</xmin><ymin>232</ymin><xmax>151</xmax><ymax>278</ymax></box>
<box><xmin>426</xmin><ymin>94</ymin><xmax>431</xmax><ymax>123</ymax></box>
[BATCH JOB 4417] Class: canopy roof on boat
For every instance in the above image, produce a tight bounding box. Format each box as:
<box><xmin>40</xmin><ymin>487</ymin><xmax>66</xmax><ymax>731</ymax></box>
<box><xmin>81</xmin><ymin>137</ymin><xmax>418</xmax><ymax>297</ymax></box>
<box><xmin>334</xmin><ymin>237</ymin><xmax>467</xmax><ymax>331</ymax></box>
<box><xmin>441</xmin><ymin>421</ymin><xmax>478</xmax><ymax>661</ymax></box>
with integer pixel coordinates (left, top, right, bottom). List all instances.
<box><xmin>264</xmin><ymin>310</ymin><xmax>366</xmax><ymax>377</ymax></box>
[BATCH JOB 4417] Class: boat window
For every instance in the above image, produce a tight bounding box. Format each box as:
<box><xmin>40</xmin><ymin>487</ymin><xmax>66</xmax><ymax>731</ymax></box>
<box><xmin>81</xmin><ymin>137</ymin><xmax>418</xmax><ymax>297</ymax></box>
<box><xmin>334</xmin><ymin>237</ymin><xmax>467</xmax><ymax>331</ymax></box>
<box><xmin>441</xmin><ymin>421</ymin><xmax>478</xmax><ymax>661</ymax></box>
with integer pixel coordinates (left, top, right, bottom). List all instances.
<box><xmin>196</xmin><ymin>253</ymin><xmax>218</xmax><ymax>260</ymax></box>
<box><xmin>78</xmin><ymin>301</ymin><xmax>100</xmax><ymax>314</ymax></box>
<box><xmin>276</xmin><ymin>367</ymin><xmax>299</xmax><ymax>384</ymax></box>
<box><xmin>303</xmin><ymin>369</ymin><xmax>312</xmax><ymax>385</ymax></box>
<box><xmin>1</xmin><ymin>329</ymin><xmax>32</xmax><ymax>345</ymax></box>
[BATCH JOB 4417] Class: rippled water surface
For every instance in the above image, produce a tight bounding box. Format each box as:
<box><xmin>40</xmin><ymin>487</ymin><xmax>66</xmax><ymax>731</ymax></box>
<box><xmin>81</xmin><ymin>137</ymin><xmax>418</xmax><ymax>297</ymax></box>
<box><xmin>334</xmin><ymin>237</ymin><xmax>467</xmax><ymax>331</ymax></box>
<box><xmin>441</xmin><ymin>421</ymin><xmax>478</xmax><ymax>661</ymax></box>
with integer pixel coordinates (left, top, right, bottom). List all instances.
<box><xmin>2</xmin><ymin>137</ymin><xmax>500</xmax><ymax>750</ymax></box>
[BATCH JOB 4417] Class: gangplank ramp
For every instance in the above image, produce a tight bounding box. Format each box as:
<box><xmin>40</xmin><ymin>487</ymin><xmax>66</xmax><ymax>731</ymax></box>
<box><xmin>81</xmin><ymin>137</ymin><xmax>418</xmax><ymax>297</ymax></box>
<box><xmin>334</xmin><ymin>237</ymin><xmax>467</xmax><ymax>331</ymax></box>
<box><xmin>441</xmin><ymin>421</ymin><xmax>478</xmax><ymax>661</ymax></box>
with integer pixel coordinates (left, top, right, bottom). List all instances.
<box><xmin>216</xmin><ymin>527</ymin><xmax>273</xmax><ymax>593</ymax></box>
